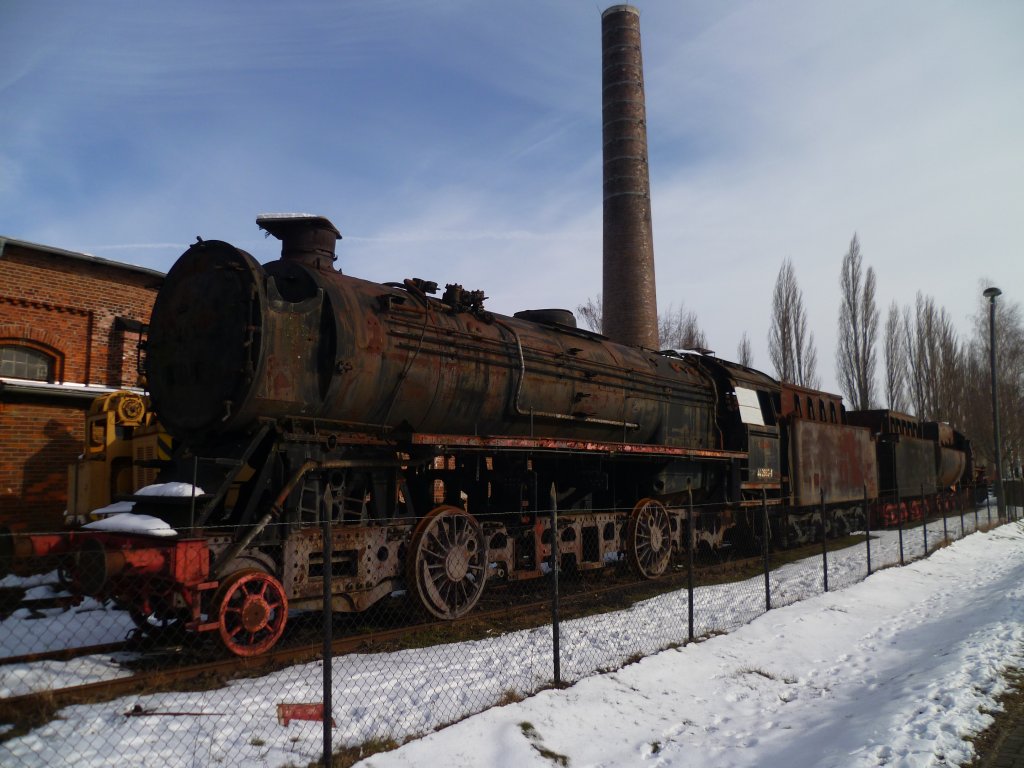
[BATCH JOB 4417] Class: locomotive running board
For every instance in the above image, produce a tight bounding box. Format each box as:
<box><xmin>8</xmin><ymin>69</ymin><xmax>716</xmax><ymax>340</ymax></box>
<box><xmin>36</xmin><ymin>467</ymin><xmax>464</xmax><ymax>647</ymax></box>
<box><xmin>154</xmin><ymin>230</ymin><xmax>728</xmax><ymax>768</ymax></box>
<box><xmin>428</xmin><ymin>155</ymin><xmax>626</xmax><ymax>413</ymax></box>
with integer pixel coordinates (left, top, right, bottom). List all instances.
<box><xmin>405</xmin><ymin>432</ymin><xmax>747</xmax><ymax>462</ymax></box>
<box><xmin>276</xmin><ymin>420</ymin><xmax>746</xmax><ymax>462</ymax></box>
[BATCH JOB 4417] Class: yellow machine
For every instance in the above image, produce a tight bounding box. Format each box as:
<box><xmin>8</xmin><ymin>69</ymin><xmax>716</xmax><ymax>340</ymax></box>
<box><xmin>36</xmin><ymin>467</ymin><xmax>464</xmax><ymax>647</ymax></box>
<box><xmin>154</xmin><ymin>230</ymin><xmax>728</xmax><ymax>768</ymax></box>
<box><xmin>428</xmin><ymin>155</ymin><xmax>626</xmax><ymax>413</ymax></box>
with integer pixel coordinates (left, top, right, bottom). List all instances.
<box><xmin>65</xmin><ymin>390</ymin><xmax>172</xmax><ymax>525</ymax></box>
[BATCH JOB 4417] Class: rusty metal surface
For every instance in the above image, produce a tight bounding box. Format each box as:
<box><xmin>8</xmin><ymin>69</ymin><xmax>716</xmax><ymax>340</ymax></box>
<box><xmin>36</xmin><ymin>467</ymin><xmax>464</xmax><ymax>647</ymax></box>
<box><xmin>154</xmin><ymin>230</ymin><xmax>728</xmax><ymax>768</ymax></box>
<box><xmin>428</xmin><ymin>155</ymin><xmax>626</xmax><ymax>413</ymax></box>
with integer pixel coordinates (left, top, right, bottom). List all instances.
<box><xmin>147</xmin><ymin>240</ymin><xmax>718</xmax><ymax>452</ymax></box>
<box><xmin>406</xmin><ymin>432</ymin><xmax>746</xmax><ymax>461</ymax></box>
<box><xmin>878</xmin><ymin>436</ymin><xmax>938</xmax><ymax>499</ymax></box>
<box><xmin>281</xmin><ymin>524</ymin><xmax>408</xmax><ymax>611</ymax></box>
<box><xmin>789</xmin><ymin>420</ymin><xmax>878</xmax><ymax>507</ymax></box>
<box><xmin>936</xmin><ymin>447</ymin><xmax>967</xmax><ymax>488</ymax></box>
<box><xmin>779</xmin><ymin>383</ymin><xmax>845</xmax><ymax>420</ymax></box>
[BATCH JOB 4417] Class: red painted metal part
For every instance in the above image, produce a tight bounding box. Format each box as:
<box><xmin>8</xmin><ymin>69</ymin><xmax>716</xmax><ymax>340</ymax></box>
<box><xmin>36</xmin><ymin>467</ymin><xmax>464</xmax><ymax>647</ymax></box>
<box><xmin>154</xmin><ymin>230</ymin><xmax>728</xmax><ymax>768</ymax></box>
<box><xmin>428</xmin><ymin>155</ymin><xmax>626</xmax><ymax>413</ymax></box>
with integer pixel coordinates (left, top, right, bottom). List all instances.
<box><xmin>170</xmin><ymin>539</ymin><xmax>210</xmax><ymax>585</ymax></box>
<box><xmin>407</xmin><ymin>432</ymin><xmax>746</xmax><ymax>461</ymax></box>
<box><xmin>0</xmin><ymin>531</ymin><xmax>70</xmax><ymax>577</ymax></box>
<box><xmin>215</xmin><ymin>570</ymin><xmax>288</xmax><ymax>657</ymax></box>
<box><xmin>277</xmin><ymin>703</ymin><xmax>335</xmax><ymax>727</ymax></box>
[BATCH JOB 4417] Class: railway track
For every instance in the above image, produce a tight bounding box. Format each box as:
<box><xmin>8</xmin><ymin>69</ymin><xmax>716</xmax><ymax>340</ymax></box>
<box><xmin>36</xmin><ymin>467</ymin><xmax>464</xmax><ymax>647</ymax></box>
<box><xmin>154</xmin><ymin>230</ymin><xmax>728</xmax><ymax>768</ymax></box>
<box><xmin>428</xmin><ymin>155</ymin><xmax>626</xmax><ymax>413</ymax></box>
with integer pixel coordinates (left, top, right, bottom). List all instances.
<box><xmin>0</xmin><ymin>562</ymin><xmax>708</xmax><ymax>731</ymax></box>
<box><xmin>0</xmin><ymin>539</ymin><xmax>824</xmax><ymax>671</ymax></box>
<box><xmin>0</xmin><ymin>641</ymin><xmax>131</xmax><ymax>667</ymax></box>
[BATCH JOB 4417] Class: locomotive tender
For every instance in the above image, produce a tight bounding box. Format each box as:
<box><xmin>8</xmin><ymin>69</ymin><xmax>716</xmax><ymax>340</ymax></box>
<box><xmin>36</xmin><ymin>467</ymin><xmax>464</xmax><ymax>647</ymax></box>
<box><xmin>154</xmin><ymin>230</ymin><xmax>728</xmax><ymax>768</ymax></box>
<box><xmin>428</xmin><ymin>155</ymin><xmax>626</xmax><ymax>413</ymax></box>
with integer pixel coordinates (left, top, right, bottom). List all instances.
<box><xmin>0</xmin><ymin>214</ymin><xmax>974</xmax><ymax>656</ymax></box>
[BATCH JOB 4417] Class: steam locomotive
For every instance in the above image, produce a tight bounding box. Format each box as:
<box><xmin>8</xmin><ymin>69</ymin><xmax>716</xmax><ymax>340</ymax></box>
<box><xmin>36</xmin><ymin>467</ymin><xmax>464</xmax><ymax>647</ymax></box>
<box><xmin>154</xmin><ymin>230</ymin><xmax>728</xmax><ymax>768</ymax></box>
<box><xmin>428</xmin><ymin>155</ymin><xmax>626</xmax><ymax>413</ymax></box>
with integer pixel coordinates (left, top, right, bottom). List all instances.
<box><xmin>0</xmin><ymin>214</ymin><xmax>975</xmax><ymax>656</ymax></box>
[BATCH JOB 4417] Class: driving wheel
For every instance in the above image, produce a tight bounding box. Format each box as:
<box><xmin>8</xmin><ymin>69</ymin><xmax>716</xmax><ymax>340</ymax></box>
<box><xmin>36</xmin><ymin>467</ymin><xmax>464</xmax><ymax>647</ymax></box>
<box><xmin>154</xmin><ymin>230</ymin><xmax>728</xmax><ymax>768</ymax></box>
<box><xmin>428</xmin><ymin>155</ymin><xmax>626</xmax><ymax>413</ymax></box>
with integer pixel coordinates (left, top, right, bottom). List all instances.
<box><xmin>214</xmin><ymin>569</ymin><xmax>288</xmax><ymax>656</ymax></box>
<box><xmin>626</xmin><ymin>498</ymin><xmax>673</xmax><ymax>578</ymax></box>
<box><xmin>406</xmin><ymin>505</ymin><xmax>487</xmax><ymax>619</ymax></box>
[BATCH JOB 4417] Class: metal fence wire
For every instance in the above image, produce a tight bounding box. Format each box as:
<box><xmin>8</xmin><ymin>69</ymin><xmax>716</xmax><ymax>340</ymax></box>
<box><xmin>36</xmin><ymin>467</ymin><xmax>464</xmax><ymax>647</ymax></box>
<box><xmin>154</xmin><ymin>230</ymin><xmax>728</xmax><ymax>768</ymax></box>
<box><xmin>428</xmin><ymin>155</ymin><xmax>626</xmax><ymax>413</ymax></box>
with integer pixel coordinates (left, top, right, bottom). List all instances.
<box><xmin>0</xmin><ymin>497</ymin><xmax>1016</xmax><ymax>767</ymax></box>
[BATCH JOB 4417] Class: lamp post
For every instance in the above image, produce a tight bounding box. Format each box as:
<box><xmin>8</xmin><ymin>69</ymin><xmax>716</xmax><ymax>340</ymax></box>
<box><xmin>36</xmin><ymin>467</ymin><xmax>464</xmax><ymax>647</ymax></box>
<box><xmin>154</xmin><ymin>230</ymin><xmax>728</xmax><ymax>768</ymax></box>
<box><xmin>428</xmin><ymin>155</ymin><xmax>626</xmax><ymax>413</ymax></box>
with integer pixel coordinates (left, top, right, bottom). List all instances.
<box><xmin>984</xmin><ymin>286</ymin><xmax>1005</xmax><ymax>519</ymax></box>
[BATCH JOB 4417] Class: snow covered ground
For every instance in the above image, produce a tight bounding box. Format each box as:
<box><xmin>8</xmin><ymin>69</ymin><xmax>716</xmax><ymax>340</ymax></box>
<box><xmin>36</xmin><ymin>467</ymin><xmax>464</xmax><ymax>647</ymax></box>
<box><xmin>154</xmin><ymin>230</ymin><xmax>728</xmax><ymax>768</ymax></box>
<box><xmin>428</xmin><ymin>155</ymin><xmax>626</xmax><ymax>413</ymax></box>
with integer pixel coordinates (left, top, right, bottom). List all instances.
<box><xmin>0</xmin><ymin>510</ymin><xmax>1019</xmax><ymax>767</ymax></box>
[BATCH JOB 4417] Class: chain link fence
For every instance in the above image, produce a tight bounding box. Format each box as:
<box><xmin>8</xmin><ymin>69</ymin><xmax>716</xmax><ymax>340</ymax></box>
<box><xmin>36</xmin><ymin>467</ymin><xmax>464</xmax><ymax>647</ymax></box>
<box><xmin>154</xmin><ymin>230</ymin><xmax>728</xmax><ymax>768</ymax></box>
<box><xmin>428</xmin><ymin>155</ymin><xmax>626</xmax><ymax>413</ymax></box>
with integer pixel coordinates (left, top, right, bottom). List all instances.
<box><xmin>0</xmin><ymin>493</ymin><xmax>1016</xmax><ymax>767</ymax></box>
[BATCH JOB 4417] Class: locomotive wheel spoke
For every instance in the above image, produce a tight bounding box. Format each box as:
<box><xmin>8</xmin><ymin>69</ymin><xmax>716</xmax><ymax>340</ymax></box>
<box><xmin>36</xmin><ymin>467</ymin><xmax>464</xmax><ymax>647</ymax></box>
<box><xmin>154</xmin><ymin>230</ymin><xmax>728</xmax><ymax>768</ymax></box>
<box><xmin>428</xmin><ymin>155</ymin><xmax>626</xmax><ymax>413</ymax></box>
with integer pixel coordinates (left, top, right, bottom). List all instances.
<box><xmin>214</xmin><ymin>569</ymin><xmax>289</xmax><ymax>657</ymax></box>
<box><xmin>406</xmin><ymin>505</ymin><xmax>487</xmax><ymax>620</ymax></box>
<box><xmin>627</xmin><ymin>498</ymin><xmax>673</xmax><ymax>579</ymax></box>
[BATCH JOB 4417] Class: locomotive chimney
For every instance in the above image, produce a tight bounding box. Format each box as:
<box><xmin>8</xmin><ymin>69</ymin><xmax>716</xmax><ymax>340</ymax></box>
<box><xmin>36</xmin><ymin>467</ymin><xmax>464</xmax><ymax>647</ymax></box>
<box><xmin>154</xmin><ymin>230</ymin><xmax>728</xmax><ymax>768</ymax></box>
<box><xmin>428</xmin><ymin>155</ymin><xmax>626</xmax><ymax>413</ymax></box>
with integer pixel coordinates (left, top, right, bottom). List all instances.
<box><xmin>256</xmin><ymin>213</ymin><xmax>341</xmax><ymax>270</ymax></box>
<box><xmin>601</xmin><ymin>5</ymin><xmax>659</xmax><ymax>349</ymax></box>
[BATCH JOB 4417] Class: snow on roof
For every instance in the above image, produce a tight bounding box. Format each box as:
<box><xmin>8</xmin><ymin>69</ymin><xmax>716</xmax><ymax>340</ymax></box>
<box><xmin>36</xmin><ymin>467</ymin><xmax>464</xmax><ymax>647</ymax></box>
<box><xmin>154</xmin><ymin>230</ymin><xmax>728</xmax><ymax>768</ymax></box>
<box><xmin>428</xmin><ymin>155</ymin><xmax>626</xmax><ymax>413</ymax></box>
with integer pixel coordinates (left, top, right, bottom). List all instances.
<box><xmin>135</xmin><ymin>482</ymin><xmax>205</xmax><ymax>497</ymax></box>
<box><xmin>88</xmin><ymin>501</ymin><xmax>136</xmax><ymax>517</ymax></box>
<box><xmin>82</xmin><ymin>513</ymin><xmax>176</xmax><ymax>537</ymax></box>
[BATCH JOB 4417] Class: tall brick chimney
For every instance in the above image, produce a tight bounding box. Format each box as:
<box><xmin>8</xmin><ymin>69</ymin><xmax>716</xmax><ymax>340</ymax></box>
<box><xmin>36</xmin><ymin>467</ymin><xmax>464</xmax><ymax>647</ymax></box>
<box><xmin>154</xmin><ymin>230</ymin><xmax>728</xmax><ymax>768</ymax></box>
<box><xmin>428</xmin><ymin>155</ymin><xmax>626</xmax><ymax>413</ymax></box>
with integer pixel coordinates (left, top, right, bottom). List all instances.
<box><xmin>601</xmin><ymin>4</ymin><xmax>659</xmax><ymax>349</ymax></box>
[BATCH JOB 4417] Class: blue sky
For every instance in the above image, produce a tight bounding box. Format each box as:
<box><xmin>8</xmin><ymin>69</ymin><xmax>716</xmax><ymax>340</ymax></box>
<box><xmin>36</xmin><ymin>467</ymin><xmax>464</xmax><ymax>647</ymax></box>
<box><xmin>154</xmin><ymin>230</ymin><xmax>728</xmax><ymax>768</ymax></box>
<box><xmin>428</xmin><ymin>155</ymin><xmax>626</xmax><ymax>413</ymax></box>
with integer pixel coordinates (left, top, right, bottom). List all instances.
<box><xmin>2</xmin><ymin>1</ymin><xmax>1022</xmax><ymax>393</ymax></box>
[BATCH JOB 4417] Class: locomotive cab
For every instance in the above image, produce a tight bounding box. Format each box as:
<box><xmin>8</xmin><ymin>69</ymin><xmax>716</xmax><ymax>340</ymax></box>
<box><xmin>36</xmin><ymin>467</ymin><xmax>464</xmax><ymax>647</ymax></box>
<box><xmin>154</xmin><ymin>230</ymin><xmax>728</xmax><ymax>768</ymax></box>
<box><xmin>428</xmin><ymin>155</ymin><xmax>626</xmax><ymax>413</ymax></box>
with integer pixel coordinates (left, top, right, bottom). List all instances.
<box><xmin>682</xmin><ymin>355</ymin><xmax>782</xmax><ymax>502</ymax></box>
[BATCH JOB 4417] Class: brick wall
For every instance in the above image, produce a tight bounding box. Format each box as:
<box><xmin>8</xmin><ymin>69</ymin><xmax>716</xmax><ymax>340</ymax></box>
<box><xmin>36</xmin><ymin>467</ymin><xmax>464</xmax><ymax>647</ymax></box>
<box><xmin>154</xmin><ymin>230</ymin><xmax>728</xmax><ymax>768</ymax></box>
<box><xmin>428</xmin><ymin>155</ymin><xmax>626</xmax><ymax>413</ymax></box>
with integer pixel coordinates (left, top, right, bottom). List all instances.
<box><xmin>0</xmin><ymin>241</ymin><xmax>163</xmax><ymax>531</ymax></box>
<box><xmin>0</xmin><ymin>400</ymin><xmax>82</xmax><ymax>531</ymax></box>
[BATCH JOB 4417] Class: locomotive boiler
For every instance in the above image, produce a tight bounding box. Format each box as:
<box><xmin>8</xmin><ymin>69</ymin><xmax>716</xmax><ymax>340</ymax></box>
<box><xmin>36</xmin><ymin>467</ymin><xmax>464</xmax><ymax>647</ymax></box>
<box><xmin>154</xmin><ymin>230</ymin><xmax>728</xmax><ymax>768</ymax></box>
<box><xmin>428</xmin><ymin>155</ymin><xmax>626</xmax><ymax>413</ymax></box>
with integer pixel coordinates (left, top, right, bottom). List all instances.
<box><xmin>147</xmin><ymin>214</ymin><xmax>717</xmax><ymax>452</ymax></box>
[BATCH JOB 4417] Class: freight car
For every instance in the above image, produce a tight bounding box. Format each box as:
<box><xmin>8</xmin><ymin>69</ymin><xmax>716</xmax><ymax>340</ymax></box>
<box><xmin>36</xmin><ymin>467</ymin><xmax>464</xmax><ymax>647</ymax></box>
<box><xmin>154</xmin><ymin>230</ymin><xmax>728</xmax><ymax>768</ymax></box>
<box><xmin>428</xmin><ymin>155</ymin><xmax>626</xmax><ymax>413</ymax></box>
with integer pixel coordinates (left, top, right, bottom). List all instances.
<box><xmin>0</xmin><ymin>214</ymin><xmax>975</xmax><ymax>656</ymax></box>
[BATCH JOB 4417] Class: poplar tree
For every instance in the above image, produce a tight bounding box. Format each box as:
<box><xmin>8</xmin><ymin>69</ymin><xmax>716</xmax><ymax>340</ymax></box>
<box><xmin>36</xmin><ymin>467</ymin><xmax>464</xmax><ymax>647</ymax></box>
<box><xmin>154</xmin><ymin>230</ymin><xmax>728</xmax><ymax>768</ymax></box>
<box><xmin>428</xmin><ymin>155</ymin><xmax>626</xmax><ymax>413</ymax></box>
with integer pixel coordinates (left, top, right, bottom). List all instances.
<box><xmin>768</xmin><ymin>258</ymin><xmax>820</xmax><ymax>388</ymax></box>
<box><xmin>836</xmin><ymin>234</ymin><xmax>878</xmax><ymax>410</ymax></box>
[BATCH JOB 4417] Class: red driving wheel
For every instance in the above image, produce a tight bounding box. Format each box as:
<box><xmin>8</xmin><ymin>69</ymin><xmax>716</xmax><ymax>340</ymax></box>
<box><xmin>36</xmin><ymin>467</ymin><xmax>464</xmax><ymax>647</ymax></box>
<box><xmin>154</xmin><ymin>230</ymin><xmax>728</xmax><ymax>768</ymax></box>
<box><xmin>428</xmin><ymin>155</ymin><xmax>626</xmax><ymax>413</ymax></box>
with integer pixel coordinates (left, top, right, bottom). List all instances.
<box><xmin>215</xmin><ymin>569</ymin><xmax>288</xmax><ymax>656</ymax></box>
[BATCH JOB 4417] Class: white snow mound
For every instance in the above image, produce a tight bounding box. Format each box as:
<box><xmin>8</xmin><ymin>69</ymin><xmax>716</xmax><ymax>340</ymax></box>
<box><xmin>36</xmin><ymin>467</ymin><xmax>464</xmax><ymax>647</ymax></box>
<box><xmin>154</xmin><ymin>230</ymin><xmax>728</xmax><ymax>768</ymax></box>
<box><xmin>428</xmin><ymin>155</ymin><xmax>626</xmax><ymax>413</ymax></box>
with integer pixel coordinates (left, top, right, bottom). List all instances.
<box><xmin>82</xmin><ymin>513</ymin><xmax>177</xmax><ymax>537</ymax></box>
<box><xmin>135</xmin><ymin>482</ymin><xmax>205</xmax><ymax>497</ymax></box>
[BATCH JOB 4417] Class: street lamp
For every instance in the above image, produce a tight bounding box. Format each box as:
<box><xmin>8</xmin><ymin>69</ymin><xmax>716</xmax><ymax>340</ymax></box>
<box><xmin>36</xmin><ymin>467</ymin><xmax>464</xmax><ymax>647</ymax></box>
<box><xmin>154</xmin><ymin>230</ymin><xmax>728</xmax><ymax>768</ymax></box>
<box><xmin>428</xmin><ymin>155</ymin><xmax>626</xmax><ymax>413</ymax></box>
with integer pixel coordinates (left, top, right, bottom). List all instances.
<box><xmin>983</xmin><ymin>286</ymin><xmax>1005</xmax><ymax>519</ymax></box>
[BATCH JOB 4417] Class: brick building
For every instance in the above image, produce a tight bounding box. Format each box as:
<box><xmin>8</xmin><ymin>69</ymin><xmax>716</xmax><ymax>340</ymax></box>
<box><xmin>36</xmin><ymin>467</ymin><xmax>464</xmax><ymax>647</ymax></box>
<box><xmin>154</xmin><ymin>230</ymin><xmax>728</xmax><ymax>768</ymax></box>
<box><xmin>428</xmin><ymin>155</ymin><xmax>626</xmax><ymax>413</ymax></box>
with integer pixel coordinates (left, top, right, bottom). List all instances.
<box><xmin>0</xmin><ymin>237</ymin><xmax>164</xmax><ymax>532</ymax></box>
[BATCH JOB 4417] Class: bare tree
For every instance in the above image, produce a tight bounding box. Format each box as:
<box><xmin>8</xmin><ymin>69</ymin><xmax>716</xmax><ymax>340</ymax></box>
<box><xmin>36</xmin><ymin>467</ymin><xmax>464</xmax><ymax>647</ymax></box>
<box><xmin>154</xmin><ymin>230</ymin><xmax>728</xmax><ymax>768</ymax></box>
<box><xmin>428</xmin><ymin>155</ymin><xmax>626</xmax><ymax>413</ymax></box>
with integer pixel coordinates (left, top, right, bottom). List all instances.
<box><xmin>768</xmin><ymin>258</ymin><xmax>820</xmax><ymax>388</ymax></box>
<box><xmin>965</xmin><ymin>288</ymin><xmax>1024</xmax><ymax>478</ymax></box>
<box><xmin>902</xmin><ymin>292</ymin><xmax>965</xmax><ymax>423</ymax></box>
<box><xmin>883</xmin><ymin>301</ymin><xmax>907</xmax><ymax>411</ymax></box>
<box><xmin>836</xmin><ymin>233</ymin><xmax>878</xmax><ymax>410</ymax></box>
<box><xmin>737</xmin><ymin>332</ymin><xmax>753</xmax><ymax>367</ymax></box>
<box><xmin>576</xmin><ymin>295</ymin><xmax>603</xmax><ymax>333</ymax></box>
<box><xmin>904</xmin><ymin>302</ymin><xmax>926</xmax><ymax>418</ymax></box>
<box><xmin>658</xmin><ymin>303</ymin><xmax>707</xmax><ymax>351</ymax></box>
<box><xmin>577</xmin><ymin>295</ymin><xmax>708</xmax><ymax>352</ymax></box>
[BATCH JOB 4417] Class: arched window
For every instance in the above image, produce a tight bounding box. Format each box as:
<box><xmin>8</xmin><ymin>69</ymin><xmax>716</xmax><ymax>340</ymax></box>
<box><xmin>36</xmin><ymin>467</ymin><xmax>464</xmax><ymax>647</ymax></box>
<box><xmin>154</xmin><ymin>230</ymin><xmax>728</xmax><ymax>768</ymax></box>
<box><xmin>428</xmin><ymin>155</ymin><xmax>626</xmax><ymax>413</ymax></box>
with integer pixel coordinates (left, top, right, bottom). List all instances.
<box><xmin>806</xmin><ymin>397</ymin><xmax>815</xmax><ymax>420</ymax></box>
<box><xmin>0</xmin><ymin>344</ymin><xmax>55</xmax><ymax>382</ymax></box>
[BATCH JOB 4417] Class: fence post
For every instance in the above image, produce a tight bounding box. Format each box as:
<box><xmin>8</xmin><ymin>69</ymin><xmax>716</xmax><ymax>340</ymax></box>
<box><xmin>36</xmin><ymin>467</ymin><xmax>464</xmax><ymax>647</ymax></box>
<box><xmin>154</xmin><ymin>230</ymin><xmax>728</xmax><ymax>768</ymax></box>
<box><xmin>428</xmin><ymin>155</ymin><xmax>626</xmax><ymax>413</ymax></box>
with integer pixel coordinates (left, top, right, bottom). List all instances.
<box><xmin>986</xmin><ymin>487</ymin><xmax>992</xmax><ymax>527</ymax></box>
<box><xmin>959</xmin><ymin>486</ymin><xmax>966</xmax><ymax>537</ymax></box>
<box><xmin>969</xmin><ymin>484</ymin><xmax>978</xmax><ymax>531</ymax></box>
<box><xmin>549</xmin><ymin>482</ymin><xmax>561</xmax><ymax>686</ymax></box>
<box><xmin>896</xmin><ymin>480</ymin><xmax>905</xmax><ymax>566</ymax></box>
<box><xmin>921</xmin><ymin>483</ymin><xmax>928</xmax><ymax>556</ymax></box>
<box><xmin>820</xmin><ymin>488</ymin><xmax>828</xmax><ymax>592</ymax></box>
<box><xmin>189</xmin><ymin>455</ymin><xmax>198</xmax><ymax>535</ymax></box>
<box><xmin>966</xmin><ymin>483</ymin><xmax>974</xmax><ymax>532</ymax></box>
<box><xmin>321</xmin><ymin>482</ymin><xmax>334</xmax><ymax>768</ymax></box>
<box><xmin>762</xmin><ymin>490</ymin><xmax>771</xmax><ymax>612</ymax></box>
<box><xmin>687</xmin><ymin>485</ymin><xmax>694</xmax><ymax>643</ymax></box>
<box><xmin>864</xmin><ymin>484</ymin><xmax>872</xmax><ymax>576</ymax></box>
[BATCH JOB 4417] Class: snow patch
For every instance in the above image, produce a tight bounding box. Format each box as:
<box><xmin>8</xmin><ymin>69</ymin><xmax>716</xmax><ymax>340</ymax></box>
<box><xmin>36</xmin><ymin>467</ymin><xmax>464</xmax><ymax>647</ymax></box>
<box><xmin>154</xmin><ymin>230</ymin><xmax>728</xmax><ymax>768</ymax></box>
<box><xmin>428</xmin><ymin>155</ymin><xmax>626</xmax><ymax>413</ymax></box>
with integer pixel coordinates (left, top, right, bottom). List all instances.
<box><xmin>82</xmin><ymin>513</ymin><xmax>176</xmax><ymax>537</ymax></box>
<box><xmin>135</xmin><ymin>482</ymin><xmax>205</xmax><ymax>497</ymax></box>
<box><xmin>88</xmin><ymin>500</ymin><xmax>136</xmax><ymax>517</ymax></box>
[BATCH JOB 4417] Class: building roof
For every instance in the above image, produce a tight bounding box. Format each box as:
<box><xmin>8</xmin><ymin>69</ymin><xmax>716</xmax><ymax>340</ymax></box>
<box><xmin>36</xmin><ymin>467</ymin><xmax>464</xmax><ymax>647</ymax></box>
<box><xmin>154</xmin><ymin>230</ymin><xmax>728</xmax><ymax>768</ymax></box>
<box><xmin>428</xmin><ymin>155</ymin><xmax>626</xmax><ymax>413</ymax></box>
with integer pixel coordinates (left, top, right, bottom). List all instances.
<box><xmin>0</xmin><ymin>377</ymin><xmax>143</xmax><ymax>402</ymax></box>
<box><xmin>0</xmin><ymin>235</ymin><xmax>166</xmax><ymax>280</ymax></box>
